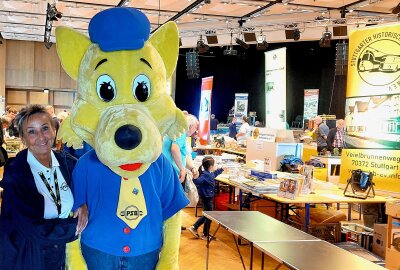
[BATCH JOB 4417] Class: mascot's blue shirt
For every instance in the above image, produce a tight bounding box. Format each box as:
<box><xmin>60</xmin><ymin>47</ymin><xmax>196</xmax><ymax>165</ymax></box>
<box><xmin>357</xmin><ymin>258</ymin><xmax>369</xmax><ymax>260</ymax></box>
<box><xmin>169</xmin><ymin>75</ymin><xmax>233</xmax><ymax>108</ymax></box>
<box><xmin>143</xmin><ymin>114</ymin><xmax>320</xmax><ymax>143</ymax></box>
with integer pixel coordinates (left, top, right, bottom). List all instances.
<box><xmin>72</xmin><ymin>150</ymin><xmax>189</xmax><ymax>256</ymax></box>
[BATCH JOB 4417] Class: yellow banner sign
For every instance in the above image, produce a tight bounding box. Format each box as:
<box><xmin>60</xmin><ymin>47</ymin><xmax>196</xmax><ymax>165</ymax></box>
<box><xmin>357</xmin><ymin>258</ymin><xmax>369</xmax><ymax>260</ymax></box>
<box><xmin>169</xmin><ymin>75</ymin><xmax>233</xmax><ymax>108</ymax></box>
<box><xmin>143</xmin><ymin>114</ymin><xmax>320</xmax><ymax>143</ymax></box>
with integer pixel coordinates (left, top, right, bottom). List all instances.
<box><xmin>342</xmin><ymin>24</ymin><xmax>400</xmax><ymax>192</ymax></box>
<box><xmin>341</xmin><ymin>149</ymin><xmax>400</xmax><ymax>192</ymax></box>
<box><xmin>347</xmin><ymin>24</ymin><xmax>400</xmax><ymax>97</ymax></box>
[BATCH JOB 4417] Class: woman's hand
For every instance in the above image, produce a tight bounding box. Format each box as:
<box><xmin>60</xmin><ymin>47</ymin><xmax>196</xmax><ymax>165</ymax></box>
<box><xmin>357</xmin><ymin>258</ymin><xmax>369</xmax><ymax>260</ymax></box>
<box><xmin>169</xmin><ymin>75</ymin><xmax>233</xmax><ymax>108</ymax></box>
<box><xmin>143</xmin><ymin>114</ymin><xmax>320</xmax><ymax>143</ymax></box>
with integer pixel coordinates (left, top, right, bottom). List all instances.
<box><xmin>74</xmin><ymin>204</ymin><xmax>88</xmax><ymax>235</ymax></box>
<box><xmin>191</xmin><ymin>167</ymin><xmax>199</xmax><ymax>179</ymax></box>
<box><xmin>178</xmin><ymin>168</ymin><xmax>186</xmax><ymax>183</ymax></box>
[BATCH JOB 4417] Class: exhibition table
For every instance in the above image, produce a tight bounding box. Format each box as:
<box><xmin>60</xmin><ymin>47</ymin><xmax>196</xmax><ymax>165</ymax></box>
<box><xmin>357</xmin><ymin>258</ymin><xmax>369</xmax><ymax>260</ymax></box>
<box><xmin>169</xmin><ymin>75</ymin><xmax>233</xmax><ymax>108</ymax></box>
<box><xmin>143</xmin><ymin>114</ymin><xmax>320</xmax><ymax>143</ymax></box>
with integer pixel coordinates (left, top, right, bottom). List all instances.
<box><xmin>263</xmin><ymin>191</ymin><xmax>395</xmax><ymax>232</ymax></box>
<box><xmin>254</xmin><ymin>240</ymin><xmax>385</xmax><ymax>270</ymax></box>
<box><xmin>194</xmin><ymin>145</ymin><xmax>246</xmax><ymax>156</ymax></box>
<box><xmin>215</xmin><ymin>175</ymin><xmax>396</xmax><ymax>232</ymax></box>
<box><xmin>203</xmin><ymin>211</ymin><xmax>385</xmax><ymax>270</ymax></box>
<box><xmin>203</xmin><ymin>211</ymin><xmax>320</xmax><ymax>270</ymax></box>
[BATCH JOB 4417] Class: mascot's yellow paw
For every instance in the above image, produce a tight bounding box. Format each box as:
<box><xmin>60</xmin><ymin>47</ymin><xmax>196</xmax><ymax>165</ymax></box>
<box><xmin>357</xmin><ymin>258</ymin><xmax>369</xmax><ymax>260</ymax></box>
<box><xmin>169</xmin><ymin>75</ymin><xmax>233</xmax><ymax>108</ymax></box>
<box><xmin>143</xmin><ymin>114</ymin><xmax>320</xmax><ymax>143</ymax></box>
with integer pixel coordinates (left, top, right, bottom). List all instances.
<box><xmin>165</xmin><ymin>109</ymin><xmax>187</xmax><ymax>141</ymax></box>
<box><xmin>57</xmin><ymin>116</ymin><xmax>84</xmax><ymax>149</ymax></box>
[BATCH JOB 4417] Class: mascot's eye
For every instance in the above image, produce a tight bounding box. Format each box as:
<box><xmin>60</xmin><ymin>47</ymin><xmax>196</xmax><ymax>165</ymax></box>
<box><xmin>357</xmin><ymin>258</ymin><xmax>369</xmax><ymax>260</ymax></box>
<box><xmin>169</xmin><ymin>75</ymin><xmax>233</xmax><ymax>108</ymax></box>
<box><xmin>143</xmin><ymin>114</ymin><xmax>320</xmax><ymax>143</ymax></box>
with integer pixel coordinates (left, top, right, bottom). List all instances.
<box><xmin>96</xmin><ymin>74</ymin><xmax>116</xmax><ymax>102</ymax></box>
<box><xmin>133</xmin><ymin>74</ymin><xmax>151</xmax><ymax>102</ymax></box>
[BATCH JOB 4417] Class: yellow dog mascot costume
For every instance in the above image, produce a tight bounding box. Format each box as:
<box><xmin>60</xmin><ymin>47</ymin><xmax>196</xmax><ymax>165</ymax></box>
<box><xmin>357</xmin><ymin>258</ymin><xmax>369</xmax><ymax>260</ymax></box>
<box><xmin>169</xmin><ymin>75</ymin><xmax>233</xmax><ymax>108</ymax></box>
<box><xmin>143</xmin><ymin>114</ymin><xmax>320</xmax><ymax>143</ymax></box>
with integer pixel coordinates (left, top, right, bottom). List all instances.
<box><xmin>56</xmin><ymin>7</ymin><xmax>189</xmax><ymax>270</ymax></box>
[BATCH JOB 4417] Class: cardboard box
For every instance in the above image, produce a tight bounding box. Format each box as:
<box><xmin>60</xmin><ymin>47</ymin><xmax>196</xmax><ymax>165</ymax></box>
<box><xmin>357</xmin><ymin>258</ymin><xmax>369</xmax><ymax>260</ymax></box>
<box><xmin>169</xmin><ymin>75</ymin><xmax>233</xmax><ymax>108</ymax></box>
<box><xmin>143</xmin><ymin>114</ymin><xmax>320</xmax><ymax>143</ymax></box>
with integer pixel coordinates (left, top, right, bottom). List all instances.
<box><xmin>372</xmin><ymin>224</ymin><xmax>400</xmax><ymax>258</ymax></box>
<box><xmin>386</xmin><ymin>202</ymin><xmax>400</xmax><ymax>218</ymax></box>
<box><xmin>385</xmin><ymin>247</ymin><xmax>400</xmax><ymax>270</ymax></box>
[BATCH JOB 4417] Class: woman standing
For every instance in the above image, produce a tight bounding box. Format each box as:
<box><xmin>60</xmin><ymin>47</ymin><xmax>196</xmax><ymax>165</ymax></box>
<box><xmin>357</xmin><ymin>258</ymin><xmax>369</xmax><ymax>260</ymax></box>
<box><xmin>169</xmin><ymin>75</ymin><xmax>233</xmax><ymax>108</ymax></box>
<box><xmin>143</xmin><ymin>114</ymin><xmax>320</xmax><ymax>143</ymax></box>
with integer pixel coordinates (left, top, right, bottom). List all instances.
<box><xmin>0</xmin><ymin>104</ymin><xmax>88</xmax><ymax>270</ymax></box>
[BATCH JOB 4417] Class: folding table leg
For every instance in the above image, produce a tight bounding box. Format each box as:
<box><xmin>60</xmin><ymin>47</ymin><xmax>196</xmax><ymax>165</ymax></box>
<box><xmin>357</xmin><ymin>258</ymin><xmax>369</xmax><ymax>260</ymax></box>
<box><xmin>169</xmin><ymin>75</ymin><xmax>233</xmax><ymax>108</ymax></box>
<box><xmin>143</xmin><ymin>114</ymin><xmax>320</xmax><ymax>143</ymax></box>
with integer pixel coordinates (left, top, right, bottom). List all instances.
<box><xmin>206</xmin><ymin>224</ymin><xmax>221</xmax><ymax>270</ymax></box>
<box><xmin>261</xmin><ymin>253</ymin><xmax>264</xmax><ymax>270</ymax></box>
<box><xmin>250</xmin><ymin>243</ymin><xmax>253</xmax><ymax>270</ymax></box>
<box><xmin>232</xmin><ymin>234</ymin><xmax>247</xmax><ymax>270</ymax></box>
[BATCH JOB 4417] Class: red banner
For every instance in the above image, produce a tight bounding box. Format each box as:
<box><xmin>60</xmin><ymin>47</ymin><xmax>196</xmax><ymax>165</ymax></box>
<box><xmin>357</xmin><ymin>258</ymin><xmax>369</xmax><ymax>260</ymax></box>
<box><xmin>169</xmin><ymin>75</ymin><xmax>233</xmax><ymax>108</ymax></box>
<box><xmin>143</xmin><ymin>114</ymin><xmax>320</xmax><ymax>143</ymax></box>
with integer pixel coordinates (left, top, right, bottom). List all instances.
<box><xmin>198</xmin><ymin>77</ymin><xmax>213</xmax><ymax>145</ymax></box>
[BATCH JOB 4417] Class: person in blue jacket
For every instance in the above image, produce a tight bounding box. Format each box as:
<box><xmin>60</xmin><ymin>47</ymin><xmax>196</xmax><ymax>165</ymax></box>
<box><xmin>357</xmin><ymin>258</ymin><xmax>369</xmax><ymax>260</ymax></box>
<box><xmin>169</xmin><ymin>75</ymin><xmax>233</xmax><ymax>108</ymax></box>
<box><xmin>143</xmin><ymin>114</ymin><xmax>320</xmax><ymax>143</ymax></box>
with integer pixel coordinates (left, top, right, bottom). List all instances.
<box><xmin>188</xmin><ymin>156</ymin><xmax>224</xmax><ymax>240</ymax></box>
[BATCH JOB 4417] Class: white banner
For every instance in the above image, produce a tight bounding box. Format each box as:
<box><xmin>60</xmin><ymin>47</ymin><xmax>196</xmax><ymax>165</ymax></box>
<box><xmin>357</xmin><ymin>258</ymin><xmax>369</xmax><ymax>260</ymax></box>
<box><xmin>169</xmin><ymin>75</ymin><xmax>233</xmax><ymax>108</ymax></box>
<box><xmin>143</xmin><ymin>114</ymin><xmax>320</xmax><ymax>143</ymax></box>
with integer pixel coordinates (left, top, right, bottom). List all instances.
<box><xmin>234</xmin><ymin>93</ymin><xmax>248</xmax><ymax>123</ymax></box>
<box><xmin>265</xmin><ymin>48</ymin><xmax>287</xmax><ymax>129</ymax></box>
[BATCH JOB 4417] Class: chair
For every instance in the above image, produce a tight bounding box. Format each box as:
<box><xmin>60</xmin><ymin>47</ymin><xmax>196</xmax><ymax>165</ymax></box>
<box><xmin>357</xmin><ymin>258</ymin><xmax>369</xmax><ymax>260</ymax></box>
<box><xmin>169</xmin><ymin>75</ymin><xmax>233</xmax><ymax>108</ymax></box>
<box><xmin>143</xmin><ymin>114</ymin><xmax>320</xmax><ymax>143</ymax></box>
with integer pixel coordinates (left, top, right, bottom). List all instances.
<box><xmin>291</xmin><ymin>115</ymin><xmax>303</xmax><ymax>129</ymax></box>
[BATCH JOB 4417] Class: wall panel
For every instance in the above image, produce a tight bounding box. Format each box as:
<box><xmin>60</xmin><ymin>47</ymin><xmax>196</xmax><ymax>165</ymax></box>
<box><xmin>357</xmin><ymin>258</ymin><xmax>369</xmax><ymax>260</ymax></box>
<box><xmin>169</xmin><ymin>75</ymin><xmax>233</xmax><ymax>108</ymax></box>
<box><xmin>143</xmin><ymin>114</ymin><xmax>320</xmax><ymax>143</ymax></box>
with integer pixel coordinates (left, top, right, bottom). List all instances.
<box><xmin>54</xmin><ymin>91</ymin><xmax>74</xmax><ymax>107</ymax></box>
<box><xmin>34</xmin><ymin>42</ymin><xmax>61</xmax><ymax>88</ymax></box>
<box><xmin>5</xmin><ymin>40</ymin><xmax>34</xmax><ymax>87</ymax></box>
<box><xmin>7</xmin><ymin>90</ymin><xmax>27</xmax><ymax>104</ymax></box>
<box><xmin>30</xmin><ymin>91</ymin><xmax>49</xmax><ymax>105</ymax></box>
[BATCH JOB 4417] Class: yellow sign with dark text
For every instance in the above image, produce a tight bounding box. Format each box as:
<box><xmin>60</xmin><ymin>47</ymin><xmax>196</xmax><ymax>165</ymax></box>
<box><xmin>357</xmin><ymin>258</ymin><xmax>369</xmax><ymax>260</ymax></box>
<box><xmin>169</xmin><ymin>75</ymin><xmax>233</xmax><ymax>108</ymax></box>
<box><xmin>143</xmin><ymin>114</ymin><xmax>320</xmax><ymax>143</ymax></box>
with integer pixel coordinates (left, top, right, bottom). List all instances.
<box><xmin>341</xmin><ymin>24</ymin><xmax>400</xmax><ymax>192</ymax></box>
<box><xmin>341</xmin><ymin>149</ymin><xmax>400</xmax><ymax>192</ymax></box>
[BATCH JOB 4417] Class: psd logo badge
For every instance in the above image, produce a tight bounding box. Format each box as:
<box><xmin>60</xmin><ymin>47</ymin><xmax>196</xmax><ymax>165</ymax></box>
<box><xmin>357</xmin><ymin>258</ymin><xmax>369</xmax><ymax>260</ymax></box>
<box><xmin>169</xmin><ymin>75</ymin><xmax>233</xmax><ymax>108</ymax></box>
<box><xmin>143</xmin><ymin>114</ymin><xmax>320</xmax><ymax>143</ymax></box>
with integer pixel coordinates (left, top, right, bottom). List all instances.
<box><xmin>120</xmin><ymin>205</ymin><xmax>143</xmax><ymax>220</ymax></box>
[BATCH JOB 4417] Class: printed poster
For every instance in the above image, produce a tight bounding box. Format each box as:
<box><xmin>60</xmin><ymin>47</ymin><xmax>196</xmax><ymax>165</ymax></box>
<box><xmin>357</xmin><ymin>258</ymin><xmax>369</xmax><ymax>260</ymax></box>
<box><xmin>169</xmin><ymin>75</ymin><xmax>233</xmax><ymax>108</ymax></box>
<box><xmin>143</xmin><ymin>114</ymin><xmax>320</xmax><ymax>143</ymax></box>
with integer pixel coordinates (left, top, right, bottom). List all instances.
<box><xmin>234</xmin><ymin>93</ymin><xmax>248</xmax><ymax>123</ymax></box>
<box><xmin>303</xmin><ymin>89</ymin><xmax>319</xmax><ymax>122</ymax></box>
<box><xmin>341</xmin><ymin>24</ymin><xmax>400</xmax><ymax>192</ymax></box>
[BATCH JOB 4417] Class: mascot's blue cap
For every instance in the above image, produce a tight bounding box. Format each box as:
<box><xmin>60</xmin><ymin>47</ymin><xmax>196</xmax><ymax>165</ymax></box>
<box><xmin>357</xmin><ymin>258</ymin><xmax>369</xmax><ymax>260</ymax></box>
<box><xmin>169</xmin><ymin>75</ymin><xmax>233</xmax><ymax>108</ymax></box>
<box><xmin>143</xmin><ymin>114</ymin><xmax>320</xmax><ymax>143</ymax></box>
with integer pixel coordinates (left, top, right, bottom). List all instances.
<box><xmin>89</xmin><ymin>7</ymin><xmax>150</xmax><ymax>52</ymax></box>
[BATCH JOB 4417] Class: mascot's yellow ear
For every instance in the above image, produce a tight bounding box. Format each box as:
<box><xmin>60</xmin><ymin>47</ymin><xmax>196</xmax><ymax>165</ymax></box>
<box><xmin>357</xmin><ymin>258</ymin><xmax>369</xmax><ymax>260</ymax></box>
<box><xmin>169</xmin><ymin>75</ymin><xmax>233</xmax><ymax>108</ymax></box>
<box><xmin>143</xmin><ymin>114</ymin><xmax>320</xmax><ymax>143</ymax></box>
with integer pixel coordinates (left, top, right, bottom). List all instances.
<box><xmin>149</xmin><ymin>22</ymin><xmax>179</xmax><ymax>79</ymax></box>
<box><xmin>56</xmin><ymin>26</ymin><xmax>91</xmax><ymax>80</ymax></box>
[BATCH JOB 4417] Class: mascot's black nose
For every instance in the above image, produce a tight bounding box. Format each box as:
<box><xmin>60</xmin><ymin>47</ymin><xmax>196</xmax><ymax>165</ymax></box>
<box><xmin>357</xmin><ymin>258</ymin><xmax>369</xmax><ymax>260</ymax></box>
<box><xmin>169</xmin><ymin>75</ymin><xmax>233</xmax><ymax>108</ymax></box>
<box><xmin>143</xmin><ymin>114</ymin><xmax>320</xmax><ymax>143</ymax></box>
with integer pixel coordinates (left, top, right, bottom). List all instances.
<box><xmin>114</xmin><ymin>124</ymin><xmax>142</xmax><ymax>150</ymax></box>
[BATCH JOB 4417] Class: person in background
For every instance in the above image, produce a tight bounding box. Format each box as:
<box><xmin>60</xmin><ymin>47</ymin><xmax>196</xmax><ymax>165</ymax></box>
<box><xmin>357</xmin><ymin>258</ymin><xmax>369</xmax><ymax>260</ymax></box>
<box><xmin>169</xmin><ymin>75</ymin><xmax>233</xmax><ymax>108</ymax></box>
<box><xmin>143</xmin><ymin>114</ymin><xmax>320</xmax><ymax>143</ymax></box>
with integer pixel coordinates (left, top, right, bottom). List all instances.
<box><xmin>327</xmin><ymin>119</ymin><xmax>345</xmax><ymax>153</ymax></box>
<box><xmin>185</xmin><ymin>114</ymin><xmax>200</xmax><ymax>179</ymax></box>
<box><xmin>228</xmin><ymin>117</ymin><xmax>237</xmax><ymax>139</ymax></box>
<box><xmin>45</xmin><ymin>105</ymin><xmax>60</xmax><ymax>134</ymax></box>
<box><xmin>188</xmin><ymin>156</ymin><xmax>224</xmax><ymax>240</ymax></box>
<box><xmin>1</xmin><ymin>117</ymin><xmax>11</xmax><ymax>139</ymax></box>
<box><xmin>314</xmin><ymin>116</ymin><xmax>329</xmax><ymax>154</ymax></box>
<box><xmin>0</xmin><ymin>104</ymin><xmax>88</xmax><ymax>270</ymax></box>
<box><xmin>210</xmin><ymin>114</ymin><xmax>219</xmax><ymax>136</ymax></box>
<box><xmin>162</xmin><ymin>112</ymin><xmax>199</xmax><ymax>230</ymax></box>
<box><xmin>236</xmin><ymin>116</ymin><xmax>251</xmax><ymax>145</ymax></box>
<box><xmin>2</xmin><ymin>105</ymin><xmax>11</xmax><ymax>116</ymax></box>
<box><xmin>57</xmin><ymin>110</ymin><xmax>70</xmax><ymax>124</ymax></box>
<box><xmin>6</xmin><ymin>107</ymin><xmax>19</xmax><ymax>137</ymax></box>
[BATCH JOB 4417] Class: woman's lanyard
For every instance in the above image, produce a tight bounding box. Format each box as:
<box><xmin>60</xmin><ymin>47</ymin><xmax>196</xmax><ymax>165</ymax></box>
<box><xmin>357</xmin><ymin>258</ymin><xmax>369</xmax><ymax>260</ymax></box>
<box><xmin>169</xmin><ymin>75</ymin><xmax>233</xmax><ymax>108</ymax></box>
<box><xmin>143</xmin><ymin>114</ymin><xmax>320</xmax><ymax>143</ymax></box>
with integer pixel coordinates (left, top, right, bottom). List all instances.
<box><xmin>38</xmin><ymin>169</ymin><xmax>61</xmax><ymax>215</ymax></box>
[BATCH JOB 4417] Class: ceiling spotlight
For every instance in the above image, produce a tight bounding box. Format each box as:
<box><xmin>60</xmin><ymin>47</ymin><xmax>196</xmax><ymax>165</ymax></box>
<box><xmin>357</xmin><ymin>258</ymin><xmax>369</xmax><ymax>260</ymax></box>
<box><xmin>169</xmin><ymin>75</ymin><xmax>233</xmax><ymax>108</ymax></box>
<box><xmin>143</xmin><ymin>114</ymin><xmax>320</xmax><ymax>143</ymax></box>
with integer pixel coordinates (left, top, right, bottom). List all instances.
<box><xmin>196</xmin><ymin>35</ymin><xmax>209</xmax><ymax>53</ymax></box>
<box><xmin>235</xmin><ymin>37</ymin><xmax>249</xmax><ymax>49</ymax></box>
<box><xmin>224</xmin><ymin>32</ymin><xmax>238</xmax><ymax>56</ymax></box>
<box><xmin>47</xmin><ymin>3</ymin><xmax>62</xmax><ymax>21</ymax></box>
<box><xmin>319</xmin><ymin>27</ymin><xmax>332</xmax><ymax>47</ymax></box>
<box><xmin>256</xmin><ymin>30</ymin><xmax>268</xmax><ymax>50</ymax></box>
<box><xmin>117</xmin><ymin>0</ymin><xmax>131</xmax><ymax>6</ymax></box>
<box><xmin>293</xmin><ymin>28</ymin><xmax>300</xmax><ymax>41</ymax></box>
<box><xmin>257</xmin><ymin>41</ymin><xmax>268</xmax><ymax>50</ymax></box>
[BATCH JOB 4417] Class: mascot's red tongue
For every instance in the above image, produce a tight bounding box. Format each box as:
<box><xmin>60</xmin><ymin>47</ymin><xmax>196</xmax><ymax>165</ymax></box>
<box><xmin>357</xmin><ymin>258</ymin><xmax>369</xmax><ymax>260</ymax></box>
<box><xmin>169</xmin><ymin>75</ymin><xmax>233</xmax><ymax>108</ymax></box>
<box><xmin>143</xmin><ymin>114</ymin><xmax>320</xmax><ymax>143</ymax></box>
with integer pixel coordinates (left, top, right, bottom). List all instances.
<box><xmin>119</xmin><ymin>163</ymin><xmax>142</xmax><ymax>171</ymax></box>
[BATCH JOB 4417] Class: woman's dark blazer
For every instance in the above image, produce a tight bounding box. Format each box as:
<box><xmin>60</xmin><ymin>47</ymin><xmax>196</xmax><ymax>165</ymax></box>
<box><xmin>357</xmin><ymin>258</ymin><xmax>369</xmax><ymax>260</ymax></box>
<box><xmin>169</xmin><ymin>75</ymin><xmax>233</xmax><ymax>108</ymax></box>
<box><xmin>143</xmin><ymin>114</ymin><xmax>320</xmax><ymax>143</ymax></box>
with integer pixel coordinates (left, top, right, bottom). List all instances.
<box><xmin>0</xmin><ymin>149</ymin><xmax>78</xmax><ymax>270</ymax></box>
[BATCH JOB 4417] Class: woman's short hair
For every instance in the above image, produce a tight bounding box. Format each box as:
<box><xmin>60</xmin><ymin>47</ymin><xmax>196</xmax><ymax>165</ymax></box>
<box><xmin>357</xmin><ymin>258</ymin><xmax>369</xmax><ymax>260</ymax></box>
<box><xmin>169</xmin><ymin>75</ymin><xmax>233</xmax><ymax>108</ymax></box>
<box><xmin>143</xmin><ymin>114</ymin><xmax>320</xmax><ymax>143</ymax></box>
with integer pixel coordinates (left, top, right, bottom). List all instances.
<box><xmin>7</xmin><ymin>107</ymin><xmax>17</xmax><ymax>114</ymax></box>
<box><xmin>186</xmin><ymin>114</ymin><xmax>199</xmax><ymax>129</ymax></box>
<box><xmin>242</xmin><ymin>116</ymin><xmax>248</xmax><ymax>123</ymax></box>
<box><xmin>0</xmin><ymin>116</ymin><xmax>11</xmax><ymax>126</ymax></box>
<box><xmin>15</xmin><ymin>104</ymin><xmax>54</xmax><ymax>137</ymax></box>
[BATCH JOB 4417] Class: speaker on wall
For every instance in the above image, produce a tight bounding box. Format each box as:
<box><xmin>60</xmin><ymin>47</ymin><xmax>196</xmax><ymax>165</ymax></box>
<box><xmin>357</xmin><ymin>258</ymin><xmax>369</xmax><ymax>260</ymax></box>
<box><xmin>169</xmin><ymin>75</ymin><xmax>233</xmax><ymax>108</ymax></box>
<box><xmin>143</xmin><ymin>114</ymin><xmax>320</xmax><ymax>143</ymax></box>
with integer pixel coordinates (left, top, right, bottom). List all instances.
<box><xmin>244</xmin><ymin>32</ymin><xmax>257</xmax><ymax>42</ymax></box>
<box><xmin>285</xmin><ymin>30</ymin><xmax>294</xmax><ymax>39</ymax></box>
<box><xmin>186</xmin><ymin>51</ymin><xmax>200</xmax><ymax>79</ymax></box>
<box><xmin>333</xmin><ymin>26</ymin><xmax>347</xmax><ymax>36</ymax></box>
<box><xmin>335</xmin><ymin>42</ymin><xmax>348</xmax><ymax>76</ymax></box>
<box><xmin>206</xmin><ymin>35</ymin><xmax>218</xmax><ymax>44</ymax></box>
